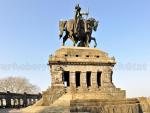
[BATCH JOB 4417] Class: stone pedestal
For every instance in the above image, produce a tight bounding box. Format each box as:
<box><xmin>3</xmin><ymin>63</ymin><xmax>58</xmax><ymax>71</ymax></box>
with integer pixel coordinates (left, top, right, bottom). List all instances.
<box><xmin>44</xmin><ymin>46</ymin><xmax>126</xmax><ymax>102</ymax></box>
<box><xmin>22</xmin><ymin>47</ymin><xmax>150</xmax><ymax>113</ymax></box>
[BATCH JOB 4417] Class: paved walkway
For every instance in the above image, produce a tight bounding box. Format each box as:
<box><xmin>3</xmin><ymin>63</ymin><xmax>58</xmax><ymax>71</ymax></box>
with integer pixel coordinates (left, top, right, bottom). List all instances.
<box><xmin>0</xmin><ymin>108</ymin><xmax>22</xmax><ymax>113</ymax></box>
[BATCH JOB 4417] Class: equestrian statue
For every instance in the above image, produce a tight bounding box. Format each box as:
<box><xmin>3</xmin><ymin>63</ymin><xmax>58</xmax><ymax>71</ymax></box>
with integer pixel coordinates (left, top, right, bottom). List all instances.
<box><xmin>59</xmin><ymin>4</ymin><xmax>99</xmax><ymax>47</ymax></box>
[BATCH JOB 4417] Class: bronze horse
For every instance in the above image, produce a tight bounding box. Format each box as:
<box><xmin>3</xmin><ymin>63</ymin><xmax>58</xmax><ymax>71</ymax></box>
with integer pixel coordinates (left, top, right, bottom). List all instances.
<box><xmin>59</xmin><ymin>17</ymin><xmax>98</xmax><ymax>47</ymax></box>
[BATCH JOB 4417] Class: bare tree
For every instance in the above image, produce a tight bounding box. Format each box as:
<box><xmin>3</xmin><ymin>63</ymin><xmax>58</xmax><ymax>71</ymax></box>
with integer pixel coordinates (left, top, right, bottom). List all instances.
<box><xmin>0</xmin><ymin>76</ymin><xmax>40</xmax><ymax>94</ymax></box>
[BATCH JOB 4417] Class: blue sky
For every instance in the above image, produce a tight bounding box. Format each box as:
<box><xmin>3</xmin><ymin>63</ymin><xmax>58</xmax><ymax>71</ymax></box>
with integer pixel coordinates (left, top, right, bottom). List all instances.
<box><xmin>0</xmin><ymin>0</ymin><xmax>150</xmax><ymax>97</ymax></box>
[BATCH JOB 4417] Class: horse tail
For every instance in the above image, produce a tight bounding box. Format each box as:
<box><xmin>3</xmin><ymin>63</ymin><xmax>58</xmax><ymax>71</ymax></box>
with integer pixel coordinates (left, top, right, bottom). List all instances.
<box><xmin>59</xmin><ymin>20</ymin><xmax>67</xmax><ymax>38</ymax></box>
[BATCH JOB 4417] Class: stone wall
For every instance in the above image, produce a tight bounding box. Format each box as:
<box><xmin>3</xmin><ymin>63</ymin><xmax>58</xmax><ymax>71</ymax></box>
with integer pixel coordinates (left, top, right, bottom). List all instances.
<box><xmin>70</xmin><ymin>99</ymin><xmax>143</xmax><ymax>113</ymax></box>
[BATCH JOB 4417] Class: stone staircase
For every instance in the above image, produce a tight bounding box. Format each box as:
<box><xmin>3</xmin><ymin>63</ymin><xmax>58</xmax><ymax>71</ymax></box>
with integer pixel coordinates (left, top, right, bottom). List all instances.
<box><xmin>42</xmin><ymin>85</ymin><xmax>66</xmax><ymax>106</ymax></box>
<box><xmin>50</xmin><ymin>93</ymin><xmax>72</xmax><ymax>107</ymax></box>
<box><xmin>39</xmin><ymin>94</ymin><xmax>72</xmax><ymax>113</ymax></box>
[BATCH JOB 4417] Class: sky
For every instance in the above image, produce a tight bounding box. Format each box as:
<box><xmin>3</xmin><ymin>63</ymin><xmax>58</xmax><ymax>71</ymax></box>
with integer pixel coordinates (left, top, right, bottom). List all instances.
<box><xmin>0</xmin><ymin>0</ymin><xmax>150</xmax><ymax>97</ymax></box>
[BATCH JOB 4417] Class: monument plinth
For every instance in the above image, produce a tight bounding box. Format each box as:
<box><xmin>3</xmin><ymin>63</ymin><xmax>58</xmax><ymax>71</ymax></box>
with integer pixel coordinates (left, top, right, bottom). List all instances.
<box><xmin>43</xmin><ymin>46</ymin><xmax>125</xmax><ymax>102</ymax></box>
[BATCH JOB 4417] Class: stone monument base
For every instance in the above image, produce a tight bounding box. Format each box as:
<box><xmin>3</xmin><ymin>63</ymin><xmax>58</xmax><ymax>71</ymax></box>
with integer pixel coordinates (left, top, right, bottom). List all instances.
<box><xmin>21</xmin><ymin>47</ymin><xmax>150</xmax><ymax>113</ymax></box>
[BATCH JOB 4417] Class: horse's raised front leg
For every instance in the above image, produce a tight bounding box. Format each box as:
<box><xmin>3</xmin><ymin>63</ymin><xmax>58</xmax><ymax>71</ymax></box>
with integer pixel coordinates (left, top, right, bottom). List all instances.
<box><xmin>91</xmin><ymin>37</ymin><xmax>97</xmax><ymax>48</ymax></box>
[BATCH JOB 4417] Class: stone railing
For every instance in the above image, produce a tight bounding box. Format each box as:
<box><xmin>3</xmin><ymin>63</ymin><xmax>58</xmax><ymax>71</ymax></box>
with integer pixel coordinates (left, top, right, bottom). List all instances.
<box><xmin>0</xmin><ymin>91</ymin><xmax>42</xmax><ymax>108</ymax></box>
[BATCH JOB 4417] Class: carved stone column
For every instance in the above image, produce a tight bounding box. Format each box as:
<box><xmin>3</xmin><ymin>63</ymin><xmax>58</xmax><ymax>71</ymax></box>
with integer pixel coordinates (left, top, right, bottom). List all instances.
<box><xmin>51</xmin><ymin>65</ymin><xmax>64</xmax><ymax>86</ymax></box>
<box><xmin>80</xmin><ymin>72</ymin><xmax>87</xmax><ymax>91</ymax></box>
<box><xmin>1</xmin><ymin>99</ymin><xmax>3</xmax><ymax>107</ymax></box>
<box><xmin>101</xmin><ymin>68</ymin><xmax>114</xmax><ymax>87</ymax></box>
<box><xmin>70</xmin><ymin>72</ymin><xmax>76</xmax><ymax>93</ymax></box>
<box><xmin>91</xmin><ymin>72</ymin><xmax>97</xmax><ymax>91</ymax></box>
<box><xmin>6</xmin><ymin>91</ymin><xmax>11</xmax><ymax>108</ymax></box>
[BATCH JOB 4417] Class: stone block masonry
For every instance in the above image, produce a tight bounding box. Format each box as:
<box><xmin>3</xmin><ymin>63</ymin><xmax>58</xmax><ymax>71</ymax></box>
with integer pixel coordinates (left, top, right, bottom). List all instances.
<box><xmin>42</xmin><ymin>46</ymin><xmax>126</xmax><ymax>105</ymax></box>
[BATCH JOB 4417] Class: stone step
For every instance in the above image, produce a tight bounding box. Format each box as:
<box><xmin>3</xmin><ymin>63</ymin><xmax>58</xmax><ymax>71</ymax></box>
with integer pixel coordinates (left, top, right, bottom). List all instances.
<box><xmin>50</xmin><ymin>93</ymin><xmax>72</xmax><ymax>107</ymax></box>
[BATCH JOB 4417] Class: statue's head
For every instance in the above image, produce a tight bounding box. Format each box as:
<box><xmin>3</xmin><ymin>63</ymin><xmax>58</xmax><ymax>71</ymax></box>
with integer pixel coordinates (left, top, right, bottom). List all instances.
<box><xmin>75</xmin><ymin>4</ymin><xmax>81</xmax><ymax>11</ymax></box>
<box><xmin>93</xmin><ymin>20</ymin><xmax>99</xmax><ymax>31</ymax></box>
<box><xmin>88</xmin><ymin>17</ymin><xmax>99</xmax><ymax>31</ymax></box>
